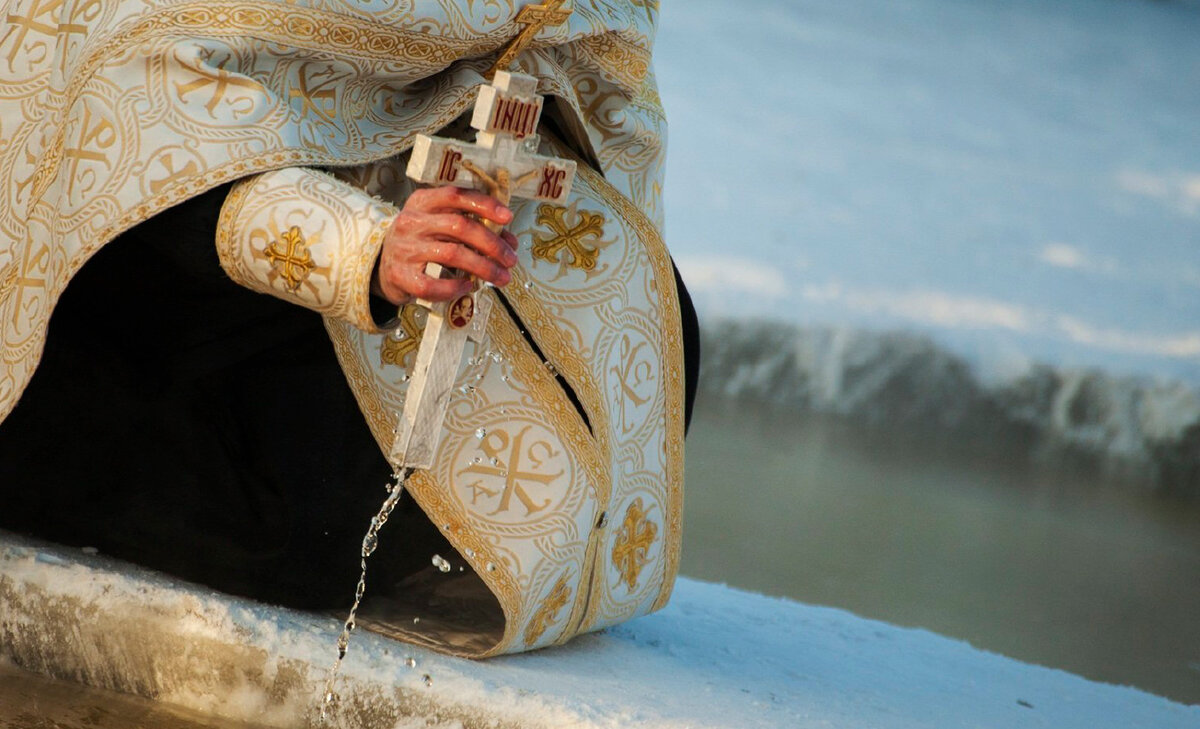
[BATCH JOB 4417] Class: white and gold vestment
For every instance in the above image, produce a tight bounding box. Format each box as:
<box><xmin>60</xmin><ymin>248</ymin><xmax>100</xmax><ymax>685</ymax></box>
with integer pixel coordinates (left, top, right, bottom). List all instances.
<box><xmin>0</xmin><ymin>0</ymin><xmax>682</xmax><ymax>657</ymax></box>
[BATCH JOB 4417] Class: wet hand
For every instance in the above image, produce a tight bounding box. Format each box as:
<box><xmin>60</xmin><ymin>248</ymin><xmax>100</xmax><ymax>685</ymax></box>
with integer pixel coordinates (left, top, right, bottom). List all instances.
<box><xmin>373</xmin><ymin>186</ymin><xmax>518</xmax><ymax>304</ymax></box>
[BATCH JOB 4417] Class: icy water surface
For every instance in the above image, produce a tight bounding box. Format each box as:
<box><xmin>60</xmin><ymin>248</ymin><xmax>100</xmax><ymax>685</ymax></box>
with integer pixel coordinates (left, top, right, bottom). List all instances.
<box><xmin>681</xmin><ymin>404</ymin><xmax>1200</xmax><ymax>706</ymax></box>
<box><xmin>0</xmin><ymin>664</ymin><xmax>267</xmax><ymax>729</ymax></box>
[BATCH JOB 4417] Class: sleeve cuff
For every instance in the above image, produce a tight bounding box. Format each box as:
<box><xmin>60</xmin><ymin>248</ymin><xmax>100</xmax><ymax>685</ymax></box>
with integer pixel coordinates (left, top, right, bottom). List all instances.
<box><xmin>216</xmin><ymin>167</ymin><xmax>397</xmax><ymax>334</ymax></box>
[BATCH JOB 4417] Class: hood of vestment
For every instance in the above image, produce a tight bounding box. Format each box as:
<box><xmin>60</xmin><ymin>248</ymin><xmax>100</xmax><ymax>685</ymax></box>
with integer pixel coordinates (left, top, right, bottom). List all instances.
<box><xmin>0</xmin><ymin>0</ymin><xmax>681</xmax><ymax>659</ymax></box>
<box><xmin>0</xmin><ymin>0</ymin><xmax>667</xmax><ymax>420</ymax></box>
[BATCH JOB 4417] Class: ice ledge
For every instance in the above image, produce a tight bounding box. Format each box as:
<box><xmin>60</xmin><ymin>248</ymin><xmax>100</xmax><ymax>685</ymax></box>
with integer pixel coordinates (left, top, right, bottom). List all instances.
<box><xmin>0</xmin><ymin>532</ymin><xmax>1195</xmax><ymax>728</ymax></box>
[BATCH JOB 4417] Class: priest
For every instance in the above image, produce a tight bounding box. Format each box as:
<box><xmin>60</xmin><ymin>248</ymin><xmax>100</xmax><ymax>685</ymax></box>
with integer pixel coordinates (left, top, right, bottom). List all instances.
<box><xmin>0</xmin><ymin>0</ymin><xmax>697</xmax><ymax>657</ymax></box>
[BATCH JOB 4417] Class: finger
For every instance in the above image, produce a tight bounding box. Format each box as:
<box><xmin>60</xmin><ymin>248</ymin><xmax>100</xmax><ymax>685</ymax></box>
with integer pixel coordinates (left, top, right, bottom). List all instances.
<box><xmin>379</xmin><ymin>266</ymin><xmax>473</xmax><ymax>304</ymax></box>
<box><xmin>408</xmin><ymin>186</ymin><xmax>513</xmax><ymax>227</ymax></box>
<box><xmin>425</xmin><ymin>242</ymin><xmax>512</xmax><ymax>288</ymax></box>
<box><xmin>427</xmin><ymin>214</ymin><xmax>517</xmax><ymax>267</ymax></box>
<box><xmin>403</xmin><ymin>273</ymin><xmax>475</xmax><ymax>302</ymax></box>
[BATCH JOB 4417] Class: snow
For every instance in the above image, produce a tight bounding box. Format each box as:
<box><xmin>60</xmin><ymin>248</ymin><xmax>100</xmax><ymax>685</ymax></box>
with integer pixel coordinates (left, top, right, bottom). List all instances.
<box><xmin>1</xmin><ymin>534</ymin><xmax>1197</xmax><ymax>727</ymax></box>
<box><xmin>658</xmin><ymin>0</ymin><xmax>1200</xmax><ymax>386</ymax></box>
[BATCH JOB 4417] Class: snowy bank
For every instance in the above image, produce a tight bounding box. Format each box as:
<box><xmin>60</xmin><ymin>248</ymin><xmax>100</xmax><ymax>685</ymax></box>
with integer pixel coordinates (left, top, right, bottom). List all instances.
<box><xmin>1</xmin><ymin>533</ymin><xmax>1196</xmax><ymax>728</ymax></box>
<box><xmin>698</xmin><ymin>320</ymin><xmax>1200</xmax><ymax>499</ymax></box>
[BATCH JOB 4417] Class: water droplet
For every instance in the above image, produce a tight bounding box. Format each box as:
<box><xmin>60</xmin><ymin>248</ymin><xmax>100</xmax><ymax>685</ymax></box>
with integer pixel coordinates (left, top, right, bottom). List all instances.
<box><xmin>432</xmin><ymin>554</ymin><xmax>452</xmax><ymax>573</ymax></box>
<box><xmin>485</xmin><ymin>562</ymin><xmax>497</xmax><ymax>572</ymax></box>
<box><xmin>490</xmin><ymin>352</ymin><xmax>504</xmax><ymax>363</ymax></box>
<box><xmin>489</xmin><ymin>457</ymin><xmax>500</xmax><ymax>466</ymax></box>
<box><xmin>464</xmin><ymin>548</ymin><xmax>475</xmax><ymax>558</ymax></box>
<box><xmin>405</xmin><ymin>656</ymin><xmax>417</xmax><ymax>668</ymax></box>
<box><xmin>400</xmin><ymin>374</ymin><xmax>411</xmax><ymax>383</ymax></box>
<box><xmin>471</xmin><ymin>456</ymin><xmax>482</xmax><ymax>464</ymax></box>
<box><xmin>544</xmin><ymin>361</ymin><xmax>558</xmax><ymax>376</ymax></box>
<box><xmin>475</xmin><ymin>427</ymin><xmax>487</xmax><ymax>440</ymax></box>
<box><xmin>413</xmin><ymin>616</ymin><xmax>421</xmax><ymax>624</ymax></box>
<box><xmin>390</xmin><ymin>328</ymin><xmax>407</xmax><ymax>341</ymax></box>
<box><xmin>362</xmin><ymin>534</ymin><xmax>378</xmax><ymax>557</ymax></box>
<box><xmin>422</xmin><ymin>674</ymin><xmax>433</xmax><ymax>687</ymax></box>
<box><xmin>441</xmin><ymin>523</ymin><xmax>452</xmax><ymax>531</ymax></box>
<box><xmin>501</xmin><ymin>375</ymin><xmax>510</xmax><ymax>383</ymax></box>
<box><xmin>524</xmin><ymin>281</ymin><xmax>533</xmax><ymax>290</ymax></box>
<box><xmin>596</xmin><ymin>511</ymin><xmax>609</xmax><ymax>529</ymax></box>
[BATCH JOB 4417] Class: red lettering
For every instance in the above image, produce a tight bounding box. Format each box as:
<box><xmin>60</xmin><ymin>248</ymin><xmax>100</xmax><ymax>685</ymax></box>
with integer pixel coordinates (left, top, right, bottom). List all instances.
<box><xmin>537</xmin><ymin>166</ymin><xmax>566</xmax><ymax>200</ymax></box>
<box><xmin>519</xmin><ymin>101</ymin><xmax>537</xmax><ymax>137</ymax></box>
<box><xmin>488</xmin><ymin>96</ymin><xmax>542</xmax><ymax>139</ymax></box>
<box><xmin>500</xmin><ymin>99</ymin><xmax>517</xmax><ymax>130</ymax></box>
<box><xmin>437</xmin><ymin>148</ymin><xmax>462</xmax><ymax>183</ymax></box>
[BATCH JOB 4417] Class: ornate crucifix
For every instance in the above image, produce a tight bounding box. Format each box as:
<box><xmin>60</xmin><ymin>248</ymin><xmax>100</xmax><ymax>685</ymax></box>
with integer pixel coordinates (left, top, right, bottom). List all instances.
<box><xmin>391</xmin><ymin>66</ymin><xmax>577</xmax><ymax>469</ymax></box>
<box><xmin>322</xmin><ymin>5</ymin><xmax>578</xmax><ymax>709</ymax></box>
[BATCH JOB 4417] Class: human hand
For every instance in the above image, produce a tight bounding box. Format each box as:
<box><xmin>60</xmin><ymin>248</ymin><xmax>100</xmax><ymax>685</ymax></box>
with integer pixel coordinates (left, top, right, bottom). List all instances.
<box><xmin>373</xmin><ymin>186</ymin><xmax>519</xmax><ymax>304</ymax></box>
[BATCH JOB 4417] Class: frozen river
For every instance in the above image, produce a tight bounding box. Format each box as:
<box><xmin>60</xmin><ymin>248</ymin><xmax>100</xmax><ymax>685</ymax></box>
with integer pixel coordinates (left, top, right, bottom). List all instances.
<box><xmin>658</xmin><ymin>0</ymin><xmax>1200</xmax><ymax>705</ymax></box>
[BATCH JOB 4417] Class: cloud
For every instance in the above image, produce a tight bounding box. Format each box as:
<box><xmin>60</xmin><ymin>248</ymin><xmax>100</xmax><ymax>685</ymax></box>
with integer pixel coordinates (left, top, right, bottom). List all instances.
<box><xmin>800</xmin><ymin>281</ymin><xmax>1200</xmax><ymax>360</ymax></box>
<box><xmin>1054</xmin><ymin>316</ymin><xmax>1200</xmax><ymax>358</ymax></box>
<box><xmin>675</xmin><ymin>256</ymin><xmax>788</xmax><ymax>298</ymax></box>
<box><xmin>1115</xmin><ymin>169</ymin><xmax>1200</xmax><ymax>216</ymax></box>
<box><xmin>802</xmin><ymin>284</ymin><xmax>1032</xmax><ymax>333</ymax></box>
<box><xmin>1036</xmin><ymin>243</ymin><xmax>1119</xmax><ymax>275</ymax></box>
<box><xmin>1038</xmin><ymin>243</ymin><xmax>1086</xmax><ymax>270</ymax></box>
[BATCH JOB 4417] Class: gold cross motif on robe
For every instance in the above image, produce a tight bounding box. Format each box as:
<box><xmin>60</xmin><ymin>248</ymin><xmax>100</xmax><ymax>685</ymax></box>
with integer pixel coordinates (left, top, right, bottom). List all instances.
<box><xmin>263</xmin><ymin>226</ymin><xmax>316</xmax><ymax>292</ymax></box>
<box><xmin>612</xmin><ymin>498</ymin><xmax>658</xmax><ymax>591</ymax></box>
<box><xmin>487</xmin><ymin>0</ymin><xmax>573</xmax><ymax>79</ymax></box>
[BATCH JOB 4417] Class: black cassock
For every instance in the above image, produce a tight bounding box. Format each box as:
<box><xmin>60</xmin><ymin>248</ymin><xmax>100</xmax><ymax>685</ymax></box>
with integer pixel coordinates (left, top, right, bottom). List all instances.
<box><xmin>0</xmin><ymin>183</ymin><xmax>700</xmax><ymax>608</ymax></box>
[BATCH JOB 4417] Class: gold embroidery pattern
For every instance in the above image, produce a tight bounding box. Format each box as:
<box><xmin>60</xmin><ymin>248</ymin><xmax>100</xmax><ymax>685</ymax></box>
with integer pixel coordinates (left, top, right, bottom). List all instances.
<box><xmin>456</xmin><ymin>424</ymin><xmax>566</xmax><ymax>523</ymax></box>
<box><xmin>217</xmin><ymin>167</ymin><xmax>396</xmax><ymax>333</ymax></box>
<box><xmin>612</xmin><ymin>498</ymin><xmax>657</xmax><ymax>592</ymax></box>
<box><xmin>530</xmin><ymin>200</ymin><xmax>610</xmax><ymax>275</ymax></box>
<box><xmin>524</xmin><ymin>571</ymin><xmax>572</xmax><ymax>647</ymax></box>
<box><xmin>0</xmin><ymin>2</ymin><xmax>676</xmax><ymax>659</ymax></box>
<box><xmin>629</xmin><ymin>0</ymin><xmax>660</xmax><ymax>23</ymax></box>
<box><xmin>574</xmin><ymin>32</ymin><xmax>651</xmax><ymax>89</ymax></box>
<box><xmin>379</xmin><ymin>305</ymin><xmax>423</xmax><ymax>370</ymax></box>
<box><xmin>492</xmin><ymin>149</ymin><xmax>681</xmax><ymax>638</ymax></box>
<box><xmin>263</xmin><ymin>225</ymin><xmax>316</xmax><ymax>292</ymax></box>
<box><xmin>488</xmin><ymin>0</ymin><xmax>572</xmax><ymax>78</ymax></box>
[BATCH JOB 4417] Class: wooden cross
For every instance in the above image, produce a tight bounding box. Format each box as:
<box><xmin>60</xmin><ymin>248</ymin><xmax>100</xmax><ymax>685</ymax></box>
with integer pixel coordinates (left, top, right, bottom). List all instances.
<box><xmin>391</xmin><ymin>70</ymin><xmax>577</xmax><ymax>470</ymax></box>
<box><xmin>487</xmin><ymin>0</ymin><xmax>573</xmax><ymax>79</ymax></box>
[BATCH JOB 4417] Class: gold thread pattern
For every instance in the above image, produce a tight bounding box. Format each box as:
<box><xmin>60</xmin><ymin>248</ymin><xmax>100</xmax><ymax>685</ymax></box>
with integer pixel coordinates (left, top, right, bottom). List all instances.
<box><xmin>216</xmin><ymin>167</ymin><xmax>396</xmax><ymax>332</ymax></box>
<box><xmin>524</xmin><ymin>571</ymin><xmax>572</xmax><ymax>647</ymax></box>
<box><xmin>263</xmin><ymin>225</ymin><xmax>316</xmax><ymax>292</ymax></box>
<box><xmin>0</xmin><ymin>2</ymin><xmax>678</xmax><ymax>659</ymax></box>
<box><xmin>379</xmin><ymin>305</ymin><xmax>424</xmax><ymax>370</ymax></box>
<box><xmin>487</xmin><ymin>0</ymin><xmax>572</xmax><ymax>78</ymax></box>
<box><xmin>530</xmin><ymin>200</ymin><xmax>609</xmax><ymax>275</ymax></box>
<box><xmin>612</xmin><ymin>498</ymin><xmax>657</xmax><ymax>592</ymax></box>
